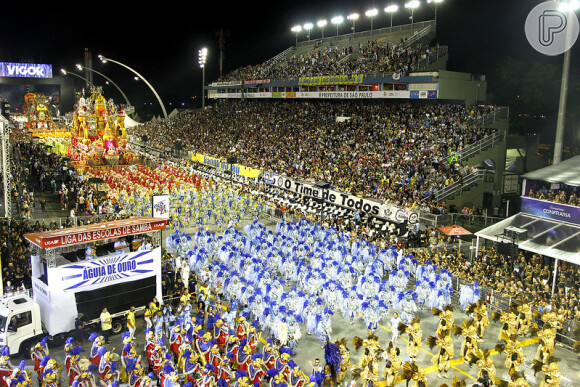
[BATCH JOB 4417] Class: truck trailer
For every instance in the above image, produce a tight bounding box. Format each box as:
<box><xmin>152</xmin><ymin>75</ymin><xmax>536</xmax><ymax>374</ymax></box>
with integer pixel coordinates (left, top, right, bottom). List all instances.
<box><xmin>0</xmin><ymin>217</ymin><xmax>167</xmax><ymax>357</ymax></box>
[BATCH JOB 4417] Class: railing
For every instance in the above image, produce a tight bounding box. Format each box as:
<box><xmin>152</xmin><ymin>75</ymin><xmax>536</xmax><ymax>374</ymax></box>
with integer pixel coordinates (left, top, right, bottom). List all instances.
<box><xmin>433</xmin><ymin>168</ymin><xmax>492</xmax><ymax>204</ymax></box>
<box><xmin>418</xmin><ymin>211</ymin><xmax>505</xmax><ymax>230</ymax></box>
<box><xmin>440</xmin><ymin>129</ymin><xmax>506</xmax><ymax>165</ymax></box>
<box><xmin>295</xmin><ymin>20</ymin><xmax>435</xmax><ymax>49</ymax></box>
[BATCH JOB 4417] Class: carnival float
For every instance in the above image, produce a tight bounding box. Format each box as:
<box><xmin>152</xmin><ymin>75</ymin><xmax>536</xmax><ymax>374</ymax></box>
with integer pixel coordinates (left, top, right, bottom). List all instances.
<box><xmin>36</xmin><ymin>86</ymin><xmax>139</xmax><ymax>167</ymax></box>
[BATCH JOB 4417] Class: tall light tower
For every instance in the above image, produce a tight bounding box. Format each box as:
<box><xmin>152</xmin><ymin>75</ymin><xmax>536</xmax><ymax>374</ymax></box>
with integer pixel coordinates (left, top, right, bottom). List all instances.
<box><xmin>385</xmin><ymin>4</ymin><xmax>399</xmax><ymax>28</ymax></box>
<box><xmin>98</xmin><ymin>55</ymin><xmax>168</xmax><ymax>119</ymax></box>
<box><xmin>291</xmin><ymin>25</ymin><xmax>302</xmax><ymax>45</ymax></box>
<box><xmin>427</xmin><ymin>0</ymin><xmax>444</xmax><ymax>27</ymax></box>
<box><xmin>304</xmin><ymin>22</ymin><xmax>313</xmax><ymax>41</ymax></box>
<box><xmin>554</xmin><ymin>0</ymin><xmax>580</xmax><ymax>164</ymax></box>
<box><xmin>199</xmin><ymin>48</ymin><xmax>208</xmax><ymax>109</ymax></box>
<box><xmin>366</xmin><ymin>8</ymin><xmax>379</xmax><ymax>31</ymax></box>
<box><xmin>331</xmin><ymin>16</ymin><xmax>343</xmax><ymax>36</ymax></box>
<box><xmin>347</xmin><ymin>13</ymin><xmax>359</xmax><ymax>34</ymax></box>
<box><xmin>405</xmin><ymin>0</ymin><xmax>420</xmax><ymax>26</ymax></box>
<box><xmin>317</xmin><ymin>19</ymin><xmax>328</xmax><ymax>38</ymax></box>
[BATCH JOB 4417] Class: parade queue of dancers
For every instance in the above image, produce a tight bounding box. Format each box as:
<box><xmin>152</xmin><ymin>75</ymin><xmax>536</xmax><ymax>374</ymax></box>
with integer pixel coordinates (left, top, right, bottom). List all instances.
<box><xmin>0</xmin><ymin>216</ymin><xmax>571</xmax><ymax>387</ymax></box>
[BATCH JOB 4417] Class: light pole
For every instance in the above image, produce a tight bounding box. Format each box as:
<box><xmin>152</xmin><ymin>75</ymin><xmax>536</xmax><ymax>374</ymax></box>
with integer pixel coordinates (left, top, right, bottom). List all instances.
<box><xmin>331</xmin><ymin>16</ymin><xmax>343</xmax><ymax>36</ymax></box>
<box><xmin>385</xmin><ymin>4</ymin><xmax>399</xmax><ymax>28</ymax></box>
<box><xmin>61</xmin><ymin>68</ymin><xmax>93</xmax><ymax>88</ymax></box>
<box><xmin>427</xmin><ymin>0</ymin><xmax>444</xmax><ymax>27</ymax></box>
<box><xmin>291</xmin><ymin>25</ymin><xmax>302</xmax><ymax>45</ymax></box>
<box><xmin>304</xmin><ymin>23</ymin><xmax>313</xmax><ymax>41</ymax></box>
<box><xmin>405</xmin><ymin>0</ymin><xmax>420</xmax><ymax>26</ymax></box>
<box><xmin>553</xmin><ymin>0</ymin><xmax>579</xmax><ymax>164</ymax></box>
<box><xmin>317</xmin><ymin>19</ymin><xmax>327</xmax><ymax>38</ymax></box>
<box><xmin>347</xmin><ymin>13</ymin><xmax>359</xmax><ymax>34</ymax></box>
<box><xmin>199</xmin><ymin>48</ymin><xmax>207</xmax><ymax>110</ymax></box>
<box><xmin>98</xmin><ymin>54</ymin><xmax>168</xmax><ymax>119</ymax></box>
<box><xmin>366</xmin><ymin>8</ymin><xmax>379</xmax><ymax>31</ymax></box>
<box><xmin>76</xmin><ymin>64</ymin><xmax>132</xmax><ymax>110</ymax></box>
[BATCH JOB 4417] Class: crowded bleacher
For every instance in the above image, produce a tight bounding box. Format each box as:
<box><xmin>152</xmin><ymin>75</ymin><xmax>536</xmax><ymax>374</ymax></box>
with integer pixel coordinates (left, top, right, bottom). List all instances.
<box><xmin>0</xmin><ymin>13</ymin><xmax>578</xmax><ymax>386</ymax></box>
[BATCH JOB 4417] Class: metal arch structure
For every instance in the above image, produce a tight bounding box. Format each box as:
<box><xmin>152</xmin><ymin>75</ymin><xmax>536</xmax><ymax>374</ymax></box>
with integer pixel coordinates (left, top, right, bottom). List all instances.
<box><xmin>77</xmin><ymin>65</ymin><xmax>134</xmax><ymax>115</ymax></box>
<box><xmin>98</xmin><ymin>55</ymin><xmax>167</xmax><ymax>119</ymax></box>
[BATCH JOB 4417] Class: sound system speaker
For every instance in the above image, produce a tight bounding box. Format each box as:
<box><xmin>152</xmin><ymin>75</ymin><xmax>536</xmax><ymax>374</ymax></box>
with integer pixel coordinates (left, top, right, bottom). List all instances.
<box><xmin>227</xmin><ymin>156</ymin><xmax>237</xmax><ymax>164</ymax></box>
<box><xmin>315</xmin><ymin>182</ymin><xmax>330</xmax><ymax>189</ymax></box>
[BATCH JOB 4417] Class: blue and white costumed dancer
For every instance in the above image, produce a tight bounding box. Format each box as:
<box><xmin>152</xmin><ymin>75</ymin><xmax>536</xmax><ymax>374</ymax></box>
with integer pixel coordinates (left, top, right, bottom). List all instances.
<box><xmin>459</xmin><ymin>281</ymin><xmax>480</xmax><ymax>311</ymax></box>
<box><xmin>397</xmin><ymin>290</ymin><xmax>418</xmax><ymax>325</ymax></box>
<box><xmin>361</xmin><ymin>296</ymin><xmax>388</xmax><ymax>334</ymax></box>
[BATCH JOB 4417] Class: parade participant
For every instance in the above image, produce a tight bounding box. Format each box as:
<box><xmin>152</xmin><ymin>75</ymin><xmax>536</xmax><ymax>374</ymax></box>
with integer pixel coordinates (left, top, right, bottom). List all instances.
<box><xmin>390</xmin><ymin>312</ymin><xmax>401</xmax><ymax>344</ymax></box>
<box><xmin>41</xmin><ymin>358</ymin><xmax>62</xmax><ymax>387</ymax></box>
<box><xmin>0</xmin><ymin>347</ymin><xmax>15</xmax><ymax>385</ymax></box>
<box><xmin>127</xmin><ymin>306</ymin><xmax>136</xmax><ymax>339</ymax></box>
<box><xmin>383</xmin><ymin>342</ymin><xmax>402</xmax><ymax>387</ymax></box>
<box><xmin>401</xmin><ymin>361</ymin><xmax>428</xmax><ymax>387</ymax></box>
<box><xmin>67</xmin><ymin>346</ymin><xmax>83</xmax><ymax>386</ymax></box>
<box><xmin>169</xmin><ymin>322</ymin><xmax>183</xmax><ymax>358</ymax></box>
<box><xmin>181</xmin><ymin>347</ymin><xmax>201</xmax><ymax>383</ymax></box>
<box><xmin>288</xmin><ymin>360</ymin><xmax>308</xmax><ymax>387</ymax></box>
<box><xmin>456</xmin><ymin>320</ymin><xmax>479</xmax><ymax>365</ymax></box>
<box><xmin>399</xmin><ymin>317</ymin><xmax>422</xmax><ymax>361</ymax></box>
<box><xmin>351</xmin><ymin>333</ymin><xmax>383</xmax><ymax>387</ymax></box>
<box><xmin>248</xmin><ymin>354</ymin><xmax>267</xmax><ymax>386</ymax></box>
<box><xmin>31</xmin><ymin>336</ymin><xmax>49</xmax><ymax>382</ymax></box>
<box><xmin>474</xmin><ymin>349</ymin><xmax>496</xmax><ymax>383</ymax></box>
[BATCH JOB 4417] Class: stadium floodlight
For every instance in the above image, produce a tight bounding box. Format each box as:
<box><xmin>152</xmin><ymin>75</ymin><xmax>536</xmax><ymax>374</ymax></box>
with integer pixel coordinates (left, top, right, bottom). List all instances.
<box><xmin>98</xmin><ymin>54</ymin><xmax>167</xmax><ymax>118</ymax></box>
<box><xmin>303</xmin><ymin>22</ymin><xmax>313</xmax><ymax>41</ymax></box>
<box><xmin>317</xmin><ymin>19</ymin><xmax>327</xmax><ymax>38</ymax></box>
<box><xmin>331</xmin><ymin>16</ymin><xmax>344</xmax><ymax>36</ymax></box>
<box><xmin>198</xmin><ymin>48</ymin><xmax>208</xmax><ymax>109</ymax></box>
<box><xmin>559</xmin><ymin>0</ymin><xmax>580</xmax><ymax>12</ymax></box>
<box><xmin>427</xmin><ymin>0</ymin><xmax>444</xmax><ymax>25</ymax></box>
<box><xmin>60</xmin><ymin>68</ymin><xmax>93</xmax><ymax>88</ymax></box>
<box><xmin>291</xmin><ymin>25</ymin><xmax>302</xmax><ymax>44</ymax></box>
<box><xmin>405</xmin><ymin>0</ymin><xmax>420</xmax><ymax>26</ymax></box>
<box><xmin>365</xmin><ymin>8</ymin><xmax>379</xmax><ymax>31</ymax></box>
<box><xmin>385</xmin><ymin>4</ymin><xmax>399</xmax><ymax>27</ymax></box>
<box><xmin>347</xmin><ymin>13</ymin><xmax>359</xmax><ymax>33</ymax></box>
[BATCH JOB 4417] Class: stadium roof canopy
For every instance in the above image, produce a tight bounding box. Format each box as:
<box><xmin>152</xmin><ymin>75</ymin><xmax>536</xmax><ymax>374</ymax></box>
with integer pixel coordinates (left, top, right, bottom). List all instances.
<box><xmin>522</xmin><ymin>155</ymin><xmax>580</xmax><ymax>186</ymax></box>
<box><xmin>475</xmin><ymin>213</ymin><xmax>580</xmax><ymax>266</ymax></box>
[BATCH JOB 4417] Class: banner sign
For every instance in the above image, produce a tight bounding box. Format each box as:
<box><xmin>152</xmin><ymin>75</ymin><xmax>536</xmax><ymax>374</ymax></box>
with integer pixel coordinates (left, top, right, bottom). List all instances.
<box><xmin>520</xmin><ymin>197</ymin><xmax>580</xmax><ymax>226</ymax></box>
<box><xmin>410</xmin><ymin>90</ymin><xmax>438</xmax><ymax>99</ymax></box>
<box><xmin>191</xmin><ymin>153</ymin><xmax>261</xmax><ymax>178</ymax></box>
<box><xmin>0</xmin><ymin>62</ymin><xmax>53</xmax><ymax>78</ymax></box>
<box><xmin>265</xmin><ymin>173</ymin><xmax>419</xmax><ymax>224</ymax></box>
<box><xmin>24</xmin><ymin>217</ymin><xmax>167</xmax><ymax>249</ymax></box>
<box><xmin>244</xmin><ymin>79</ymin><xmax>271</xmax><ymax>85</ymax></box>
<box><xmin>299</xmin><ymin>74</ymin><xmax>364</xmax><ymax>86</ymax></box>
<box><xmin>152</xmin><ymin>195</ymin><xmax>170</xmax><ymax>219</ymax></box>
<box><xmin>57</xmin><ymin>248</ymin><xmax>161</xmax><ymax>292</ymax></box>
<box><xmin>211</xmin><ymin>90</ymin><xmax>414</xmax><ymax>100</ymax></box>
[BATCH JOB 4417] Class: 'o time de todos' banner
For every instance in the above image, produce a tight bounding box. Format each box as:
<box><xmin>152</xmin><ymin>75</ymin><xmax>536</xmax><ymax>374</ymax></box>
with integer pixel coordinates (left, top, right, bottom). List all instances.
<box><xmin>264</xmin><ymin>173</ymin><xmax>419</xmax><ymax>224</ymax></box>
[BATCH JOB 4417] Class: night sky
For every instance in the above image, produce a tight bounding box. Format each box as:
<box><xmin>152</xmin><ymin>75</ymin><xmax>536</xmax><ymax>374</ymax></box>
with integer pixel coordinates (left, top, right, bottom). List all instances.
<box><xmin>0</xmin><ymin>0</ymin><xmax>576</xmax><ymax>115</ymax></box>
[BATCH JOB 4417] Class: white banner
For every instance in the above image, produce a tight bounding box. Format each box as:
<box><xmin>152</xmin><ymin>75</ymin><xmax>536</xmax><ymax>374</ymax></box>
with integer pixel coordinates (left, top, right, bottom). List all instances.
<box><xmin>210</xmin><ymin>90</ymin><xmax>414</xmax><ymax>100</ymax></box>
<box><xmin>53</xmin><ymin>248</ymin><xmax>162</xmax><ymax>293</ymax></box>
<box><xmin>265</xmin><ymin>174</ymin><xmax>418</xmax><ymax>224</ymax></box>
<box><xmin>152</xmin><ymin>195</ymin><xmax>170</xmax><ymax>219</ymax></box>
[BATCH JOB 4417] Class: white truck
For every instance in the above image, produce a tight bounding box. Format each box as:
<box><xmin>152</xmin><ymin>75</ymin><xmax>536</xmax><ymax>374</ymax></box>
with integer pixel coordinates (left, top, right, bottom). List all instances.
<box><xmin>0</xmin><ymin>217</ymin><xmax>167</xmax><ymax>357</ymax></box>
